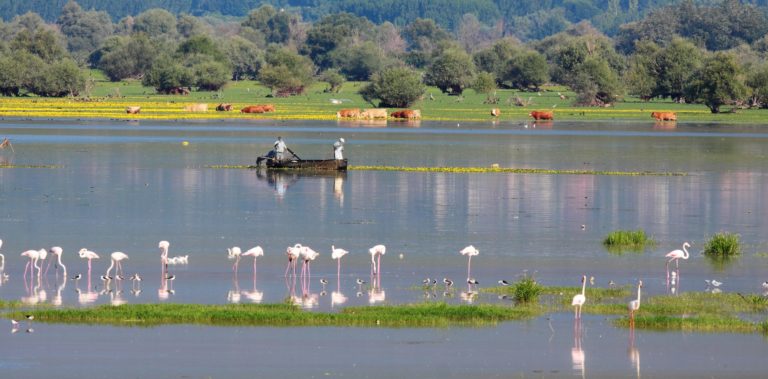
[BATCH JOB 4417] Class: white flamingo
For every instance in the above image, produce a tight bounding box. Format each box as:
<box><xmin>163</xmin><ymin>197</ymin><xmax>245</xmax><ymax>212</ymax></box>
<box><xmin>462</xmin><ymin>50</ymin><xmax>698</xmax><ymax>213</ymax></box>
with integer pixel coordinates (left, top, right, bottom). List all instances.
<box><xmin>300</xmin><ymin>246</ymin><xmax>319</xmax><ymax>279</ymax></box>
<box><xmin>105</xmin><ymin>252</ymin><xmax>129</xmax><ymax>278</ymax></box>
<box><xmin>572</xmin><ymin>275</ymin><xmax>587</xmax><ymax>319</ymax></box>
<box><xmin>78</xmin><ymin>248</ymin><xmax>100</xmax><ymax>272</ymax></box>
<box><xmin>45</xmin><ymin>246</ymin><xmax>66</xmax><ymax>277</ymax></box>
<box><xmin>159</xmin><ymin>241</ymin><xmax>170</xmax><ymax>272</ymax></box>
<box><xmin>331</xmin><ymin>245</ymin><xmax>349</xmax><ymax>279</ymax></box>
<box><xmin>369</xmin><ymin>244</ymin><xmax>386</xmax><ymax>276</ymax></box>
<box><xmin>285</xmin><ymin>244</ymin><xmax>302</xmax><ymax>277</ymax></box>
<box><xmin>0</xmin><ymin>239</ymin><xmax>4</xmax><ymax>271</ymax></box>
<box><xmin>629</xmin><ymin>280</ymin><xmax>643</xmax><ymax>325</ymax></box>
<box><xmin>21</xmin><ymin>249</ymin><xmax>42</xmax><ymax>279</ymax></box>
<box><xmin>228</xmin><ymin>247</ymin><xmax>242</xmax><ymax>274</ymax></box>
<box><xmin>460</xmin><ymin>245</ymin><xmax>479</xmax><ymax>281</ymax></box>
<box><xmin>242</xmin><ymin>246</ymin><xmax>264</xmax><ymax>275</ymax></box>
<box><xmin>665</xmin><ymin>242</ymin><xmax>690</xmax><ymax>273</ymax></box>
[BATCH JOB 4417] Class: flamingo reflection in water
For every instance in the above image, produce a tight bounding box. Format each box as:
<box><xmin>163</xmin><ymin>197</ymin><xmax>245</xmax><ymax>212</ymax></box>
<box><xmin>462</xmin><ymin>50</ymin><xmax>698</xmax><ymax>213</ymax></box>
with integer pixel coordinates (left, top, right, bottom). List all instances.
<box><xmin>227</xmin><ymin>272</ymin><xmax>241</xmax><ymax>304</ymax></box>
<box><xmin>78</xmin><ymin>248</ymin><xmax>99</xmax><ymax>290</ymax></box>
<box><xmin>665</xmin><ymin>242</ymin><xmax>690</xmax><ymax>279</ymax></box>
<box><xmin>572</xmin><ymin>318</ymin><xmax>585</xmax><ymax>379</ymax></box>
<box><xmin>628</xmin><ymin>324</ymin><xmax>641</xmax><ymax>379</ymax></box>
<box><xmin>331</xmin><ymin>290</ymin><xmax>347</xmax><ymax>308</ymax></box>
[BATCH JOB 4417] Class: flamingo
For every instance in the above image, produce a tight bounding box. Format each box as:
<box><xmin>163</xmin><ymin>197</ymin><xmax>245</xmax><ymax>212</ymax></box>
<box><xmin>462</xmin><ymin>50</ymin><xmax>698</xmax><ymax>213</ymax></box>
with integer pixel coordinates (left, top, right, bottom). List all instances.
<box><xmin>572</xmin><ymin>275</ymin><xmax>587</xmax><ymax>319</ymax></box>
<box><xmin>21</xmin><ymin>249</ymin><xmax>41</xmax><ymax>279</ymax></box>
<box><xmin>78</xmin><ymin>248</ymin><xmax>99</xmax><ymax>272</ymax></box>
<box><xmin>0</xmin><ymin>239</ymin><xmax>5</xmax><ymax>270</ymax></box>
<box><xmin>242</xmin><ymin>246</ymin><xmax>264</xmax><ymax>275</ymax></box>
<box><xmin>300</xmin><ymin>245</ymin><xmax>319</xmax><ymax>280</ymax></box>
<box><xmin>45</xmin><ymin>246</ymin><xmax>66</xmax><ymax>277</ymax></box>
<box><xmin>37</xmin><ymin>248</ymin><xmax>47</xmax><ymax>275</ymax></box>
<box><xmin>628</xmin><ymin>280</ymin><xmax>643</xmax><ymax>325</ymax></box>
<box><xmin>228</xmin><ymin>247</ymin><xmax>242</xmax><ymax>274</ymax></box>
<box><xmin>369</xmin><ymin>244</ymin><xmax>386</xmax><ymax>276</ymax></box>
<box><xmin>331</xmin><ymin>245</ymin><xmax>349</xmax><ymax>279</ymax></box>
<box><xmin>665</xmin><ymin>242</ymin><xmax>690</xmax><ymax>272</ymax></box>
<box><xmin>460</xmin><ymin>245</ymin><xmax>479</xmax><ymax>280</ymax></box>
<box><xmin>285</xmin><ymin>244</ymin><xmax>302</xmax><ymax>277</ymax></box>
<box><xmin>159</xmin><ymin>241</ymin><xmax>170</xmax><ymax>274</ymax></box>
<box><xmin>105</xmin><ymin>252</ymin><xmax>129</xmax><ymax>278</ymax></box>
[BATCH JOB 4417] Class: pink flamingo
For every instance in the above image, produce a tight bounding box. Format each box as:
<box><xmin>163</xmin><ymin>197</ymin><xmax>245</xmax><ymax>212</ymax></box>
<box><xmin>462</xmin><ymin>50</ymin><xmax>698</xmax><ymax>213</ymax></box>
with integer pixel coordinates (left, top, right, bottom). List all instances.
<box><xmin>285</xmin><ymin>244</ymin><xmax>302</xmax><ymax>277</ymax></box>
<box><xmin>571</xmin><ymin>275</ymin><xmax>587</xmax><ymax>319</ymax></box>
<box><xmin>78</xmin><ymin>248</ymin><xmax>99</xmax><ymax>289</ymax></box>
<box><xmin>665</xmin><ymin>242</ymin><xmax>690</xmax><ymax>274</ymax></box>
<box><xmin>331</xmin><ymin>245</ymin><xmax>349</xmax><ymax>280</ymax></box>
<box><xmin>0</xmin><ymin>239</ymin><xmax>4</xmax><ymax>271</ymax></box>
<box><xmin>459</xmin><ymin>245</ymin><xmax>479</xmax><ymax>280</ymax></box>
<box><xmin>228</xmin><ymin>247</ymin><xmax>242</xmax><ymax>274</ymax></box>
<box><xmin>159</xmin><ymin>241</ymin><xmax>170</xmax><ymax>274</ymax></box>
<box><xmin>628</xmin><ymin>280</ymin><xmax>643</xmax><ymax>326</ymax></box>
<box><xmin>242</xmin><ymin>246</ymin><xmax>264</xmax><ymax>275</ymax></box>
<box><xmin>45</xmin><ymin>246</ymin><xmax>66</xmax><ymax>277</ymax></box>
<box><xmin>21</xmin><ymin>249</ymin><xmax>42</xmax><ymax>279</ymax></box>
<box><xmin>300</xmin><ymin>246</ymin><xmax>319</xmax><ymax>278</ymax></box>
<box><xmin>369</xmin><ymin>244</ymin><xmax>386</xmax><ymax>276</ymax></box>
<box><xmin>105</xmin><ymin>252</ymin><xmax>129</xmax><ymax>278</ymax></box>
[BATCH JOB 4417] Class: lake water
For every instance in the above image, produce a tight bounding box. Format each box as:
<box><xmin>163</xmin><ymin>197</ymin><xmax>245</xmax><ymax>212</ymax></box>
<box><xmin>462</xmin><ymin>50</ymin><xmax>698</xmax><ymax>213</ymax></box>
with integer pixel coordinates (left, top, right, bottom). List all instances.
<box><xmin>0</xmin><ymin>119</ymin><xmax>767</xmax><ymax>377</ymax></box>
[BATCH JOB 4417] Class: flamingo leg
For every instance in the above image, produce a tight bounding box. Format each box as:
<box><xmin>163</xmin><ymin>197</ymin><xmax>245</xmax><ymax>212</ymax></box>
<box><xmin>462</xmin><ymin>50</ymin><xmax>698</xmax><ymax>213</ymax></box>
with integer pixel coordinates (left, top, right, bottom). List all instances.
<box><xmin>377</xmin><ymin>254</ymin><xmax>381</xmax><ymax>277</ymax></box>
<box><xmin>467</xmin><ymin>256</ymin><xmax>472</xmax><ymax>280</ymax></box>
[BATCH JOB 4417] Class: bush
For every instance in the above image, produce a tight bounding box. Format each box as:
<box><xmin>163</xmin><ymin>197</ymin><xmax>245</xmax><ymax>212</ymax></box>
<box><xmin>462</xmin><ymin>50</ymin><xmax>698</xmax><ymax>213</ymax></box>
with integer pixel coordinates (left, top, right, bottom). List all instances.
<box><xmin>703</xmin><ymin>232</ymin><xmax>741</xmax><ymax>258</ymax></box>
<box><xmin>512</xmin><ymin>275</ymin><xmax>542</xmax><ymax>304</ymax></box>
<box><xmin>602</xmin><ymin>229</ymin><xmax>655</xmax><ymax>253</ymax></box>
<box><xmin>360</xmin><ymin>66</ymin><xmax>425</xmax><ymax>108</ymax></box>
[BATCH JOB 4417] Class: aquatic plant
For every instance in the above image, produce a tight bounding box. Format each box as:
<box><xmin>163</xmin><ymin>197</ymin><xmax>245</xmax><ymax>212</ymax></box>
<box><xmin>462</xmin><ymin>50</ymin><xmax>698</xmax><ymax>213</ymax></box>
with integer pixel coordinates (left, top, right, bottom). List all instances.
<box><xmin>602</xmin><ymin>229</ymin><xmax>655</xmax><ymax>253</ymax></box>
<box><xmin>616</xmin><ymin>315</ymin><xmax>760</xmax><ymax>333</ymax></box>
<box><xmin>3</xmin><ymin>303</ymin><xmax>536</xmax><ymax>328</ymax></box>
<box><xmin>511</xmin><ymin>275</ymin><xmax>542</xmax><ymax>304</ymax></box>
<box><xmin>703</xmin><ymin>232</ymin><xmax>741</xmax><ymax>258</ymax></box>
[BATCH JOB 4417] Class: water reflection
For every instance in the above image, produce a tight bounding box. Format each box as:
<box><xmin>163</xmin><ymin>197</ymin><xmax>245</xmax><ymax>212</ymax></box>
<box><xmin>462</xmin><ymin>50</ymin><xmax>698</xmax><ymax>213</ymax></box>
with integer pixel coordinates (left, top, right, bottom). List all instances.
<box><xmin>572</xmin><ymin>319</ymin><xmax>585</xmax><ymax>379</ymax></box>
<box><xmin>256</xmin><ymin>169</ymin><xmax>347</xmax><ymax>201</ymax></box>
<box><xmin>628</xmin><ymin>327</ymin><xmax>641</xmax><ymax>379</ymax></box>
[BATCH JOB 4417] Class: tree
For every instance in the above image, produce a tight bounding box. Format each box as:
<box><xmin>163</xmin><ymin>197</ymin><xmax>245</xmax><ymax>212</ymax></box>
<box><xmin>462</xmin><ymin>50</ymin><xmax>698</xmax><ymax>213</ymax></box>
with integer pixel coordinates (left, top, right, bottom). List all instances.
<box><xmin>321</xmin><ymin>69</ymin><xmax>345</xmax><ymax>93</ymax></box>
<box><xmin>27</xmin><ymin>59</ymin><xmax>86</xmax><ymax>97</ymax></box>
<box><xmin>57</xmin><ymin>1</ymin><xmax>113</xmax><ymax>61</ymax></box>
<box><xmin>96</xmin><ymin>34</ymin><xmax>159</xmax><ymax>81</ymax></box>
<box><xmin>473</xmin><ymin>72</ymin><xmax>496</xmax><ymax>95</ymax></box>
<box><xmin>191</xmin><ymin>57</ymin><xmax>231</xmax><ymax>91</ymax></box>
<box><xmin>259</xmin><ymin>46</ymin><xmax>315</xmax><ymax>96</ymax></box>
<box><xmin>625</xmin><ymin>40</ymin><xmax>660</xmax><ymax>100</ymax></box>
<box><xmin>360</xmin><ymin>66</ymin><xmax>425</xmax><ymax>108</ymax></box>
<box><xmin>10</xmin><ymin>28</ymin><xmax>68</xmax><ymax>62</ymax></box>
<box><xmin>653</xmin><ymin>38</ymin><xmax>703</xmax><ymax>102</ymax></box>
<box><xmin>500</xmin><ymin>50</ymin><xmax>549</xmax><ymax>90</ymax></box>
<box><xmin>746</xmin><ymin>64</ymin><xmax>768</xmax><ymax>108</ymax></box>
<box><xmin>133</xmin><ymin>9</ymin><xmax>177</xmax><ymax>39</ymax></box>
<box><xmin>242</xmin><ymin>5</ymin><xmax>297</xmax><ymax>45</ymax></box>
<box><xmin>330</xmin><ymin>41</ymin><xmax>388</xmax><ymax>81</ymax></box>
<box><xmin>571</xmin><ymin>57</ymin><xmax>623</xmax><ymax>106</ymax></box>
<box><xmin>222</xmin><ymin>36</ymin><xmax>263</xmax><ymax>80</ymax></box>
<box><xmin>685</xmin><ymin>52</ymin><xmax>746</xmax><ymax>113</ymax></box>
<box><xmin>142</xmin><ymin>54</ymin><xmax>193</xmax><ymax>94</ymax></box>
<box><xmin>303</xmin><ymin>13</ymin><xmax>373</xmax><ymax>70</ymax></box>
<box><xmin>424</xmin><ymin>48</ymin><xmax>475</xmax><ymax>95</ymax></box>
<box><xmin>177</xmin><ymin>14</ymin><xmax>212</xmax><ymax>38</ymax></box>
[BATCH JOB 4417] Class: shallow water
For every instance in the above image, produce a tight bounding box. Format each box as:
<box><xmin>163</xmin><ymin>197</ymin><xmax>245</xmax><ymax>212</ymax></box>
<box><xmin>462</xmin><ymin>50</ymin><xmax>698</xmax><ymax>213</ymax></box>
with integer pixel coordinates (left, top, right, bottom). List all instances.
<box><xmin>0</xmin><ymin>119</ymin><xmax>767</xmax><ymax>377</ymax></box>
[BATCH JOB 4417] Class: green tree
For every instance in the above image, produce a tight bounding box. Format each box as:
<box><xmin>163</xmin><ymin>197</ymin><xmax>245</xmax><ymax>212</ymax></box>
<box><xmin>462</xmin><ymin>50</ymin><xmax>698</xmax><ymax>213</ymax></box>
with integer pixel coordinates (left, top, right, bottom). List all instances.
<box><xmin>571</xmin><ymin>57</ymin><xmax>623</xmax><ymax>106</ymax></box>
<box><xmin>57</xmin><ymin>1</ymin><xmax>113</xmax><ymax>61</ymax></box>
<box><xmin>685</xmin><ymin>52</ymin><xmax>746</xmax><ymax>113</ymax></box>
<box><xmin>321</xmin><ymin>69</ymin><xmax>345</xmax><ymax>93</ymax></box>
<box><xmin>191</xmin><ymin>57</ymin><xmax>231</xmax><ymax>91</ymax></box>
<box><xmin>473</xmin><ymin>71</ymin><xmax>496</xmax><ymax>95</ymax></box>
<box><xmin>304</xmin><ymin>13</ymin><xmax>373</xmax><ymax>70</ymax></box>
<box><xmin>133</xmin><ymin>9</ymin><xmax>177</xmax><ymax>39</ymax></box>
<box><xmin>177</xmin><ymin>14</ymin><xmax>211</xmax><ymax>38</ymax></box>
<box><xmin>259</xmin><ymin>46</ymin><xmax>315</xmax><ymax>96</ymax></box>
<box><xmin>242</xmin><ymin>5</ymin><xmax>296</xmax><ymax>45</ymax></box>
<box><xmin>625</xmin><ymin>40</ymin><xmax>660</xmax><ymax>100</ymax></box>
<box><xmin>473</xmin><ymin>37</ymin><xmax>521</xmax><ymax>80</ymax></box>
<box><xmin>222</xmin><ymin>36</ymin><xmax>263</xmax><ymax>80</ymax></box>
<box><xmin>745</xmin><ymin>64</ymin><xmax>768</xmax><ymax>108</ymax></box>
<box><xmin>96</xmin><ymin>34</ymin><xmax>159</xmax><ymax>81</ymax></box>
<box><xmin>329</xmin><ymin>41</ymin><xmax>388</xmax><ymax>81</ymax></box>
<box><xmin>424</xmin><ymin>48</ymin><xmax>475</xmax><ymax>95</ymax></box>
<box><xmin>654</xmin><ymin>38</ymin><xmax>703</xmax><ymax>102</ymax></box>
<box><xmin>142</xmin><ymin>54</ymin><xmax>193</xmax><ymax>94</ymax></box>
<box><xmin>360</xmin><ymin>66</ymin><xmax>425</xmax><ymax>108</ymax></box>
<box><xmin>28</xmin><ymin>59</ymin><xmax>86</xmax><ymax>97</ymax></box>
<box><xmin>10</xmin><ymin>28</ymin><xmax>68</xmax><ymax>62</ymax></box>
<box><xmin>500</xmin><ymin>50</ymin><xmax>549</xmax><ymax>90</ymax></box>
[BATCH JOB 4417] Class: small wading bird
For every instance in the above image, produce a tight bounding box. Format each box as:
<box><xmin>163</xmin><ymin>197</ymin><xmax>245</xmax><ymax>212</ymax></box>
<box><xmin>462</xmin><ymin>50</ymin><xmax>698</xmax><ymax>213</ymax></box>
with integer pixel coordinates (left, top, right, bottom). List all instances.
<box><xmin>460</xmin><ymin>245</ymin><xmax>479</xmax><ymax>281</ymax></box>
<box><xmin>665</xmin><ymin>242</ymin><xmax>690</xmax><ymax>273</ymax></box>
<box><xmin>572</xmin><ymin>275</ymin><xmax>587</xmax><ymax>319</ymax></box>
<box><xmin>628</xmin><ymin>280</ymin><xmax>643</xmax><ymax>326</ymax></box>
<box><xmin>443</xmin><ymin>278</ymin><xmax>453</xmax><ymax>288</ymax></box>
<box><xmin>498</xmin><ymin>280</ymin><xmax>510</xmax><ymax>286</ymax></box>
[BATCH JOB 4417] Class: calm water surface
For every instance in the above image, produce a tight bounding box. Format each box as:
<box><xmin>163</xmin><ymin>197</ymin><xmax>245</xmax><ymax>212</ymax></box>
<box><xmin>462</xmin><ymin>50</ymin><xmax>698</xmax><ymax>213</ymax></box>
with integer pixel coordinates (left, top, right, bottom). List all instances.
<box><xmin>0</xmin><ymin>119</ymin><xmax>767</xmax><ymax>377</ymax></box>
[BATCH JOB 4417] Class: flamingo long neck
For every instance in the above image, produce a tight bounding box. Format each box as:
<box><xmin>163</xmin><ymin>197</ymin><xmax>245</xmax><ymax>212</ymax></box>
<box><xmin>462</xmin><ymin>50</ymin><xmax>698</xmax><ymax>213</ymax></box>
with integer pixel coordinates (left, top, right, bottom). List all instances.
<box><xmin>636</xmin><ymin>284</ymin><xmax>642</xmax><ymax>305</ymax></box>
<box><xmin>682</xmin><ymin>244</ymin><xmax>690</xmax><ymax>259</ymax></box>
<box><xmin>581</xmin><ymin>278</ymin><xmax>586</xmax><ymax>296</ymax></box>
<box><xmin>57</xmin><ymin>254</ymin><xmax>67</xmax><ymax>274</ymax></box>
<box><xmin>106</xmin><ymin>259</ymin><xmax>115</xmax><ymax>277</ymax></box>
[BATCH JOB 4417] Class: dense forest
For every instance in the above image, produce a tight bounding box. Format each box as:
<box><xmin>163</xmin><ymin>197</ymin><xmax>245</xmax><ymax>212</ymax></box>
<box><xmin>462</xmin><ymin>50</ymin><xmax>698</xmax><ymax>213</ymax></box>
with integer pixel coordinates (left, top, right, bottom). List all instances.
<box><xmin>1</xmin><ymin>0</ymin><xmax>768</xmax><ymax>112</ymax></box>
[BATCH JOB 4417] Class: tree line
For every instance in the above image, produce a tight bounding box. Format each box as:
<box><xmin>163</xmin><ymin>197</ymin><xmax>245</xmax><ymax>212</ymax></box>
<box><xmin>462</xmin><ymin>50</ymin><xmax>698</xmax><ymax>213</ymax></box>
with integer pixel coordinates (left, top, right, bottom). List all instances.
<box><xmin>2</xmin><ymin>0</ymin><xmax>768</xmax><ymax>112</ymax></box>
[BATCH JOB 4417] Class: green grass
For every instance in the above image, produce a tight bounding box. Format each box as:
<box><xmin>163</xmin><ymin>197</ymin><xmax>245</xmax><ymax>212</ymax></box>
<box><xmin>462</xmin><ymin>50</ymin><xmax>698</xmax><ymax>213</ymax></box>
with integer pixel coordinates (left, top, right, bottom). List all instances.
<box><xmin>602</xmin><ymin>229</ymin><xmax>656</xmax><ymax>254</ymax></box>
<box><xmin>3</xmin><ymin>302</ymin><xmax>537</xmax><ymax>328</ymax></box>
<box><xmin>703</xmin><ymin>232</ymin><xmax>742</xmax><ymax>258</ymax></box>
<box><xmin>615</xmin><ymin>315</ymin><xmax>760</xmax><ymax>333</ymax></box>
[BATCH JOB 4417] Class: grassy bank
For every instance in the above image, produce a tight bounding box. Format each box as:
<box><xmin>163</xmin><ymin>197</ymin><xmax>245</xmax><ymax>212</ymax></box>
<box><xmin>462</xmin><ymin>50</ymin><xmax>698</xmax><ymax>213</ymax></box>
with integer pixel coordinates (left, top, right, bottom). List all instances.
<box><xmin>1</xmin><ymin>75</ymin><xmax>766</xmax><ymax>123</ymax></box>
<box><xmin>4</xmin><ymin>302</ymin><xmax>537</xmax><ymax>328</ymax></box>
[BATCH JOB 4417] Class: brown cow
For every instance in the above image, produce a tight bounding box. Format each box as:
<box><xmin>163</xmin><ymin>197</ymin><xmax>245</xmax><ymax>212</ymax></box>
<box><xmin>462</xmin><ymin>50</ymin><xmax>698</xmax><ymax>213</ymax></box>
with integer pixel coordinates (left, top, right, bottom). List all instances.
<box><xmin>169</xmin><ymin>87</ymin><xmax>190</xmax><ymax>95</ymax></box>
<box><xmin>529</xmin><ymin>110</ymin><xmax>554</xmax><ymax>120</ymax></box>
<box><xmin>360</xmin><ymin>108</ymin><xmax>388</xmax><ymax>119</ymax></box>
<box><xmin>241</xmin><ymin>105</ymin><xmax>266</xmax><ymax>113</ymax></box>
<box><xmin>126</xmin><ymin>106</ymin><xmax>141</xmax><ymax>114</ymax></box>
<box><xmin>336</xmin><ymin>108</ymin><xmax>361</xmax><ymax>118</ymax></box>
<box><xmin>391</xmin><ymin>109</ymin><xmax>421</xmax><ymax>120</ymax></box>
<box><xmin>216</xmin><ymin>103</ymin><xmax>233</xmax><ymax>111</ymax></box>
<box><xmin>184</xmin><ymin>103</ymin><xmax>208</xmax><ymax>112</ymax></box>
<box><xmin>491</xmin><ymin>108</ymin><xmax>500</xmax><ymax>117</ymax></box>
<box><xmin>651</xmin><ymin>112</ymin><xmax>677</xmax><ymax>121</ymax></box>
<box><xmin>261</xmin><ymin>104</ymin><xmax>275</xmax><ymax>112</ymax></box>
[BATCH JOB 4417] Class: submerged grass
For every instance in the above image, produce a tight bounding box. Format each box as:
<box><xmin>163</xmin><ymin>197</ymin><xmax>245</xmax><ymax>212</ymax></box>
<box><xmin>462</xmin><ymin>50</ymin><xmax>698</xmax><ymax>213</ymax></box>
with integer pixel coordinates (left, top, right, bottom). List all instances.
<box><xmin>3</xmin><ymin>302</ymin><xmax>536</xmax><ymax>328</ymax></box>
<box><xmin>602</xmin><ymin>229</ymin><xmax>656</xmax><ymax>253</ymax></box>
<box><xmin>349</xmin><ymin>165</ymin><xmax>686</xmax><ymax>176</ymax></box>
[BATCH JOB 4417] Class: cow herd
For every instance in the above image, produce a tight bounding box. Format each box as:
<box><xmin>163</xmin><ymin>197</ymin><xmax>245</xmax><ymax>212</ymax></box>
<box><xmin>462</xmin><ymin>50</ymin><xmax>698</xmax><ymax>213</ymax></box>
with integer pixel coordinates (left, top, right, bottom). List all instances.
<box><xmin>122</xmin><ymin>104</ymin><xmax>678</xmax><ymax>123</ymax></box>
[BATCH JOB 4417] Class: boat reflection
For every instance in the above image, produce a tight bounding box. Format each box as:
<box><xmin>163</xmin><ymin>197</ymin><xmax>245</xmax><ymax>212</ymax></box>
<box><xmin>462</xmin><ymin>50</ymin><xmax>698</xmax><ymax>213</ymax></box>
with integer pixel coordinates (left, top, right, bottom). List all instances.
<box><xmin>256</xmin><ymin>169</ymin><xmax>347</xmax><ymax>200</ymax></box>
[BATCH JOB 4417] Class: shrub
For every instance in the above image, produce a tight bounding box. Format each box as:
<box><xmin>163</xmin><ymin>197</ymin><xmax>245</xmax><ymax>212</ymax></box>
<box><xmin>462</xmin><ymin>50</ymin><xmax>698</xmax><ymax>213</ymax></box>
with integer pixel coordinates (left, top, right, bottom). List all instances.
<box><xmin>602</xmin><ymin>229</ymin><xmax>655</xmax><ymax>253</ymax></box>
<box><xmin>703</xmin><ymin>232</ymin><xmax>741</xmax><ymax>258</ymax></box>
<box><xmin>512</xmin><ymin>275</ymin><xmax>542</xmax><ymax>304</ymax></box>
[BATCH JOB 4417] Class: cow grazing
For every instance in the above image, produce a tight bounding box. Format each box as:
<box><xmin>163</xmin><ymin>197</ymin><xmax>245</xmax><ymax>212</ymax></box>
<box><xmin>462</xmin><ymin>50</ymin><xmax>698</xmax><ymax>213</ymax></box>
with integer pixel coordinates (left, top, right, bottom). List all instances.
<box><xmin>491</xmin><ymin>108</ymin><xmax>500</xmax><ymax>117</ymax></box>
<box><xmin>336</xmin><ymin>108</ymin><xmax>361</xmax><ymax>118</ymax></box>
<box><xmin>216</xmin><ymin>103</ymin><xmax>233</xmax><ymax>111</ymax></box>
<box><xmin>391</xmin><ymin>109</ymin><xmax>421</xmax><ymax>120</ymax></box>
<box><xmin>261</xmin><ymin>104</ymin><xmax>275</xmax><ymax>112</ymax></box>
<box><xmin>529</xmin><ymin>110</ymin><xmax>554</xmax><ymax>120</ymax></box>
<box><xmin>651</xmin><ymin>112</ymin><xmax>677</xmax><ymax>121</ymax></box>
<box><xmin>360</xmin><ymin>108</ymin><xmax>388</xmax><ymax>120</ymax></box>
<box><xmin>184</xmin><ymin>103</ymin><xmax>208</xmax><ymax>112</ymax></box>
<box><xmin>126</xmin><ymin>106</ymin><xmax>141</xmax><ymax>114</ymax></box>
<box><xmin>241</xmin><ymin>105</ymin><xmax>266</xmax><ymax>113</ymax></box>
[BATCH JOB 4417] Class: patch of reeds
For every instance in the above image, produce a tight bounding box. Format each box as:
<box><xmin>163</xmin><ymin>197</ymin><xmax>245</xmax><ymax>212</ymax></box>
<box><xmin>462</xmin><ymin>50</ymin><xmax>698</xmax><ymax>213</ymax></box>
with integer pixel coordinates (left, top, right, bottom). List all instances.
<box><xmin>511</xmin><ymin>276</ymin><xmax>542</xmax><ymax>304</ymax></box>
<box><xmin>3</xmin><ymin>303</ymin><xmax>536</xmax><ymax>328</ymax></box>
<box><xmin>615</xmin><ymin>315</ymin><xmax>760</xmax><ymax>333</ymax></box>
<box><xmin>602</xmin><ymin>229</ymin><xmax>655</xmax><ymax>253</ymax></box>
<box><xmin>703</xmin><ymin>232</ymin><xmax>741</xmax><ymax>258</ymax></box>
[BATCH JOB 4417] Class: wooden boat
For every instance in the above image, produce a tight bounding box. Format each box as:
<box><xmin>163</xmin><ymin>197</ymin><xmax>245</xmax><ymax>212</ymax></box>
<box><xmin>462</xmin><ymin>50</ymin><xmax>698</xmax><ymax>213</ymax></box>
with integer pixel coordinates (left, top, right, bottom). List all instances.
<box><xmin>256</xmin><ymin>156</ymin><xmax>348</xmax><ymax>171</ymax></box>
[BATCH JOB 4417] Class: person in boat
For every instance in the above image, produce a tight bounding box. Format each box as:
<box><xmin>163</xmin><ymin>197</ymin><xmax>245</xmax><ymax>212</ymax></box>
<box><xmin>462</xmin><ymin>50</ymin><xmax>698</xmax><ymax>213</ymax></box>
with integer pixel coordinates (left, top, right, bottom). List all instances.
<box><xmin>274</xmin><ymin>136</ymin><xmax>287</xmax><ymax>161</ymax></box>
<box><xmin>333</xmin><ymin>138</ymin><xmax>345</xmax><ymax>160</ymax></box>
